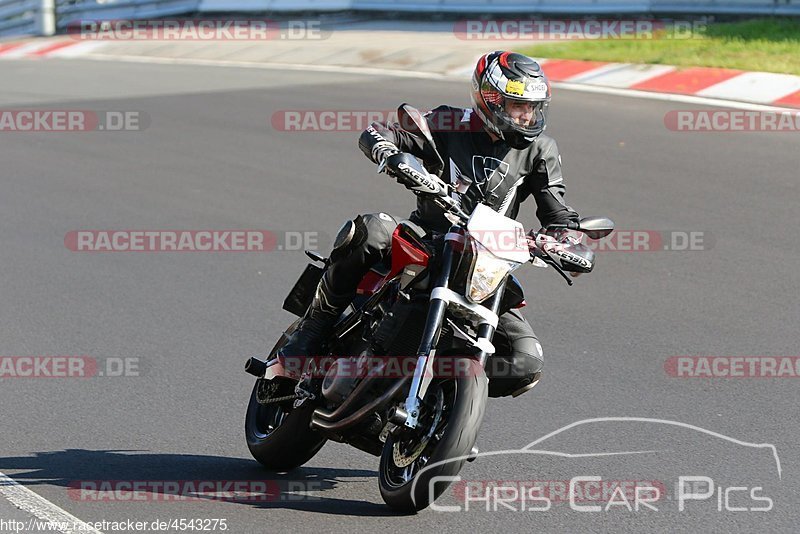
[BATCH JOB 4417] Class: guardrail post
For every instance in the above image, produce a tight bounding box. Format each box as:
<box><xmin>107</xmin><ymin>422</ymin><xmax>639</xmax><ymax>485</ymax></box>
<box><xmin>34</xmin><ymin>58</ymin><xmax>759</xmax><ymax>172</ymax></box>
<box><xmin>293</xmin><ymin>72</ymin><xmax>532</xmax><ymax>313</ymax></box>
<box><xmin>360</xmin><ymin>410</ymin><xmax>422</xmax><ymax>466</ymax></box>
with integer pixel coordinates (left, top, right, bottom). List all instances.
<box><xmin>36</xmin><ymin>0</ymin><xmax>55</xmax><ymax>36</ymax></box>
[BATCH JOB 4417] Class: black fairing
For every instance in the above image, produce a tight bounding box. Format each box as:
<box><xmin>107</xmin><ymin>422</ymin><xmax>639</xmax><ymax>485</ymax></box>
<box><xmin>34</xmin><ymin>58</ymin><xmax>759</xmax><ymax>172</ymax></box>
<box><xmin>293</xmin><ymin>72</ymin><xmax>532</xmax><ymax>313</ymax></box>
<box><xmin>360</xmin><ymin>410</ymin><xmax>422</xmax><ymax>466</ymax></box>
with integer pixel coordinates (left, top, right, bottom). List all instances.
<box><xmin>396</xmin><ymin>220</ymin><xmax>431</xmax><ymax>253</ymax></box>
<box><xmin>499</xmin><ymin>275</ymin><xmax>525</xmax><ymax>314</ymax></box>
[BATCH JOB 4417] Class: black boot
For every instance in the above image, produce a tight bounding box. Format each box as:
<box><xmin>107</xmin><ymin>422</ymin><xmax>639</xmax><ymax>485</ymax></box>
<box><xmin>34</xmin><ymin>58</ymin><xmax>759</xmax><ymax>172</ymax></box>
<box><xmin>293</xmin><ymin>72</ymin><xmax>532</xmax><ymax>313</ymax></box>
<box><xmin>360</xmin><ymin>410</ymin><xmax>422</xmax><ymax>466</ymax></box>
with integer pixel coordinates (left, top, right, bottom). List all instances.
<box><xmin>278</xmin><ymin>274</ymin><xmax>353</xmax><ymax>360</ymax></box>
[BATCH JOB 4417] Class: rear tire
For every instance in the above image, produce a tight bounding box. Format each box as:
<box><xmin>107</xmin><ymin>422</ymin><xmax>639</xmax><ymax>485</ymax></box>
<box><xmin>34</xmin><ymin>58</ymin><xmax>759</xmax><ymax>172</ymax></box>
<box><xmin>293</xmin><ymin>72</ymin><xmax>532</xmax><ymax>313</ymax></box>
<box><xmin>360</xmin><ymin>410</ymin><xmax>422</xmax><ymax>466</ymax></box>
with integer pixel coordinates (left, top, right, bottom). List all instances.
<box><xmin>378</xmin><ymin>358</ymin><xmax>488</xmax><ymax>513</ymax></box>
<box><xmin>245</xmin><ymin>321</ymin><xmax>327</xmax><ymax>471</ymax></box>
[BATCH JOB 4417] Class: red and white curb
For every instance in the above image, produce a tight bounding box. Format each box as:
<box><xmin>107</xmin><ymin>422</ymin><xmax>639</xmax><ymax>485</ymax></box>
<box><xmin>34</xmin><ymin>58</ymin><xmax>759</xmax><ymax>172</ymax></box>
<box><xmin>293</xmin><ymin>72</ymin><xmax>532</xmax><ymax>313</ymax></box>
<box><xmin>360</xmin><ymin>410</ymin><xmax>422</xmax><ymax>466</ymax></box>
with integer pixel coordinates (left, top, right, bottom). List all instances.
<box><xmin>0</xmin><ymin>38</ymin><xmax>106</xmax><ymax>59</ymax></box>
<box><xmin>532</xmin><ymin>59</ymin><xmax>800</xmax><ymax>109</ymax></box>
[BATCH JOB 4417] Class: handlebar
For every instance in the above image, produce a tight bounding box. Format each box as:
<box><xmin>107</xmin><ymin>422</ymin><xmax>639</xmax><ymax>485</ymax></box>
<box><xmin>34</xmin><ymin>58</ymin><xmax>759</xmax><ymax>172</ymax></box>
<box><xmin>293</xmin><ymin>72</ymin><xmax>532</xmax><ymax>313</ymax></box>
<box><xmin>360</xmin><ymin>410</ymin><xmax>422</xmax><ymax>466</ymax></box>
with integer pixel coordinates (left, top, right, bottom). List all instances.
<box><xmin>551</xmin><ymin>221</ymin><xmax>579</xmax><ymax>231</ymax></box>
<box><xmin>527</xmin><ymin>229</ymin><xmax>597</xmax><ymax>286</ymax></box>
<box><xmin>526</xmin><ymin>232</ymin><xmax>576</xmax><ymax>286</ymax></box>
<box><xmin>379</xmin><ymin>152</ymin><xmax>602</xmax><ymax>286</ymax></box>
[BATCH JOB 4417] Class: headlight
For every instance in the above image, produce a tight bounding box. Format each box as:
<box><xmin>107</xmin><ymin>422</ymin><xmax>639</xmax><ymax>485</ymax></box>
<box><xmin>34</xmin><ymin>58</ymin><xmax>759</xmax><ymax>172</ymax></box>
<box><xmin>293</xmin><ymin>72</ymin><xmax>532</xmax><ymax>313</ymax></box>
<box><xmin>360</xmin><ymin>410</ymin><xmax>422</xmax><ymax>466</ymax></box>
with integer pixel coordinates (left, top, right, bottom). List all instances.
<box><xmin>467</xmin><ymin>240</ymin><xmax>521</xmax><ymax>303</ymax></box>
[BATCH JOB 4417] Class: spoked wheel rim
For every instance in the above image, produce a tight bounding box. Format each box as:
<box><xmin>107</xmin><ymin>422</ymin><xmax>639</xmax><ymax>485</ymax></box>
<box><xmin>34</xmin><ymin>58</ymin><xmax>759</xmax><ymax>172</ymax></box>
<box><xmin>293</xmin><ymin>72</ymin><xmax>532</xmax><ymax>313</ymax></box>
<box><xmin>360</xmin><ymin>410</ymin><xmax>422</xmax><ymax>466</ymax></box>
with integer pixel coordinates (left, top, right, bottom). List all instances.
<box><xmin>382</xmin><ymin>380</ymin><xmax>455</xmax><ymax>489</ymax></box>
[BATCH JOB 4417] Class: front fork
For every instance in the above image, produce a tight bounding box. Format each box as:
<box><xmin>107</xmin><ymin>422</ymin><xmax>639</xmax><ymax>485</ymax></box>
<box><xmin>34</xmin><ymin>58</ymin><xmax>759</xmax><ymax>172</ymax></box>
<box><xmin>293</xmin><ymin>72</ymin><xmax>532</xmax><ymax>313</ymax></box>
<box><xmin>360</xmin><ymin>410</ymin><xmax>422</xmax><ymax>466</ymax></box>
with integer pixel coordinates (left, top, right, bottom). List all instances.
<box><xmin>399</xmin><ymin>231</ymin><xmax>505</xmax><ymax>429</ymax></box>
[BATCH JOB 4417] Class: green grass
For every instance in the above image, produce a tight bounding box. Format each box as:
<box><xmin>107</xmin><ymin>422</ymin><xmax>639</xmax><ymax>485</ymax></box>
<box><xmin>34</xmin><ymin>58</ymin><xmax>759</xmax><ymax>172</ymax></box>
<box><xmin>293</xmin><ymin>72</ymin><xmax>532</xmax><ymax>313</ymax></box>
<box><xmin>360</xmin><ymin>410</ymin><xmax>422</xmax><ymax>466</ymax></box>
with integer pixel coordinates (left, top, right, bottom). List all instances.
<box><xmin>519</xmin><ymin>19</ymin><xmax>800</xmax><ymax>75</ymax></box>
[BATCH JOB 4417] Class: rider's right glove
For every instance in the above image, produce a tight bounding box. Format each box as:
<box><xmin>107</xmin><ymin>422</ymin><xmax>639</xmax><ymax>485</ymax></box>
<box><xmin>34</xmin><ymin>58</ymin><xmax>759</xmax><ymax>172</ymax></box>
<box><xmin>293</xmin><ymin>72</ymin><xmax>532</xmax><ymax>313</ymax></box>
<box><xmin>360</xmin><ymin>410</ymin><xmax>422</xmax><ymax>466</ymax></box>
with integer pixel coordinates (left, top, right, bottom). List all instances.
<box><xmin>540</xmin><ymin>227</ymin><xmax>582</xmax><ymax>245</ymax></box>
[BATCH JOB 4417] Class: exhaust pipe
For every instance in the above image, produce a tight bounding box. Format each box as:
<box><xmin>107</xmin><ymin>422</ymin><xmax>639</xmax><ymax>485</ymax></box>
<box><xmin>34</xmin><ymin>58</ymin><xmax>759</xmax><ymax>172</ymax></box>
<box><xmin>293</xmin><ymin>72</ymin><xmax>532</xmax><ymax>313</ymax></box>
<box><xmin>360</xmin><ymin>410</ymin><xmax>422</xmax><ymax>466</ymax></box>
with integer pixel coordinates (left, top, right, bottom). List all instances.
<box><xmin>244</xmin><ymin>357</ymin><xmax>267</xmax><ymax>378</ymax></box>
<box><xmin>311</xmin><ymin>379</ymin><xmax>408</xmax><ymax>433</ymax></box>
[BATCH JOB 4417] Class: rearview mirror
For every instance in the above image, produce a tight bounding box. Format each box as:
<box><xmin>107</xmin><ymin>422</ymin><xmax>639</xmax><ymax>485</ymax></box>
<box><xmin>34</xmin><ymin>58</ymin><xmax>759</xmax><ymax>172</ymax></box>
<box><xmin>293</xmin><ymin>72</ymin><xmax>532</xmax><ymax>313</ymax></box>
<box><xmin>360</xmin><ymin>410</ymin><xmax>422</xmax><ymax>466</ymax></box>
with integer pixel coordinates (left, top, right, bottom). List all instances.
<box><xmin>397</xmin><ymin>104</ymin><xmax>444</xmax><ymax>177</ymax></box>
<box><xmin>578</xmin><ymin>217</ymin><xmax>615</xmax><ymax>240</ymax></box>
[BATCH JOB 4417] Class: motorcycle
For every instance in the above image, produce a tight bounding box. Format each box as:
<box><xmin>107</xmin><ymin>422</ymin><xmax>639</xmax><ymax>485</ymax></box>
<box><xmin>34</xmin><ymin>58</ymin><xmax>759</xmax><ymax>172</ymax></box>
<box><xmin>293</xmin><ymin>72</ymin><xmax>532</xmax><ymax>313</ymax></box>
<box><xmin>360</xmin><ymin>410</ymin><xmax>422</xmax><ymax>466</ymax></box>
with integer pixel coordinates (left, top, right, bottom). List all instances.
<box><xmin>243</xmin><ymin>105</ymin><xmax>615</xmax><ymax>513</ymax></box>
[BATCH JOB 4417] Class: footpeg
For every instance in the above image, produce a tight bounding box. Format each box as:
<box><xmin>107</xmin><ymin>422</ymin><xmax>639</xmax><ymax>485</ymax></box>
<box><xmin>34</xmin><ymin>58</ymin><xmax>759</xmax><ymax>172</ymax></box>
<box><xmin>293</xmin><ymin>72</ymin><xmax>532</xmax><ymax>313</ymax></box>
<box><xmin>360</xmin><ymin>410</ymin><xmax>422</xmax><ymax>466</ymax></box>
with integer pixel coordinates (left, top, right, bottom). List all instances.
<box><xmin>467</xmin><ymin>446</ymin><xmax>479</xmax><ymax>463</ymax></box>
<box><xmin>305</xmin><ymin>250</ymin><xmax>328</xmax><ymax>264</ymax></box>
<box><xmin>245</xmin><ymin>357</ymin><xmax>267</xmax><ymax>377</ymax></box>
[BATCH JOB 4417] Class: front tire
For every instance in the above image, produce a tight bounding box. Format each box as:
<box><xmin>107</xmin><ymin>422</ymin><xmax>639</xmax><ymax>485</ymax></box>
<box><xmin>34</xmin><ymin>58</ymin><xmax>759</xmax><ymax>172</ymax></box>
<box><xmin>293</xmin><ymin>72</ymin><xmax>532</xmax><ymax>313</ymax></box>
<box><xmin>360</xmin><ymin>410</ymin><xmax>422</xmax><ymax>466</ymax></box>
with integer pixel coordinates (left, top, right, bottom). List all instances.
<box><xmin>245</xmin><ymin>322</ymin><xmax>326</xmax><ymax>471</ymax></box>
<box><xmin>379</xmin><ymin>358</ymin><xmax>488</xmax><ymax>513</ymax></box>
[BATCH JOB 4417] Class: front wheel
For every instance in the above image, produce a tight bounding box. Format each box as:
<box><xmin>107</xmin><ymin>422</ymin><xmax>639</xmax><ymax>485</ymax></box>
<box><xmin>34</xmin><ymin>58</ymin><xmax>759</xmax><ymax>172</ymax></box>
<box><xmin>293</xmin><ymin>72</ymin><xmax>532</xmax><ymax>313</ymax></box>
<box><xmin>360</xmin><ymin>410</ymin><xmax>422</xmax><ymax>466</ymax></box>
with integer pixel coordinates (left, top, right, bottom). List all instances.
<box><xmin>379</xmin><ymin>358</ymin><xmax>488</xmax><ymax>513</ymax></box>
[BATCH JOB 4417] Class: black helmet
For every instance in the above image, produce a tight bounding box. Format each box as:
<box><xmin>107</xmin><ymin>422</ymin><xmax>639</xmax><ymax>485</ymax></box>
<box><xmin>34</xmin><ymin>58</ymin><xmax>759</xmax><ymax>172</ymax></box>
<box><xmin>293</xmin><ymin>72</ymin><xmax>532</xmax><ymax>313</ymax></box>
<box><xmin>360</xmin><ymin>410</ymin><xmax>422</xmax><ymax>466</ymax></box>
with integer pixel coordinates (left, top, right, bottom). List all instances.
<box><xmin>471</xmin><ymin>51</ymin><xmax>551</xmax><ymax>149</ymax></box>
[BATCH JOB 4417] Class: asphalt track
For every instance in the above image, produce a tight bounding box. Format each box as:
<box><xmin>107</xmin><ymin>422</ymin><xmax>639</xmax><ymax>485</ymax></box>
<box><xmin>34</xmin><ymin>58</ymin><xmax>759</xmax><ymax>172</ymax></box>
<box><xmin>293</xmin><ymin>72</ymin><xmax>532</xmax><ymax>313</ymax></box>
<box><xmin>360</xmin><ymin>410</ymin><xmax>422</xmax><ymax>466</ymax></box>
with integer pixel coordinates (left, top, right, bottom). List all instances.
<box><xmin>0</xmin><ymin>58</ymin><xmax>798</xmax><ymax>533</ymax></box>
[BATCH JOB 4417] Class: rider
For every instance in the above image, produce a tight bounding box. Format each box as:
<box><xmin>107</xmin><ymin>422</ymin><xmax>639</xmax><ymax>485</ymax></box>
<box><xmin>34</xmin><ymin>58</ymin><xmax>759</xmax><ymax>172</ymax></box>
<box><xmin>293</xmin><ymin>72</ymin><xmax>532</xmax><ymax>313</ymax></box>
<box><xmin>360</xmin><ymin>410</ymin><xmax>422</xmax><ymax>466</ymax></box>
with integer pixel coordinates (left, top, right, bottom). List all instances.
<box><xmin>279</xmin><ymin>51</ymin><xmax>581</xmax><ymax>398</ymax></box>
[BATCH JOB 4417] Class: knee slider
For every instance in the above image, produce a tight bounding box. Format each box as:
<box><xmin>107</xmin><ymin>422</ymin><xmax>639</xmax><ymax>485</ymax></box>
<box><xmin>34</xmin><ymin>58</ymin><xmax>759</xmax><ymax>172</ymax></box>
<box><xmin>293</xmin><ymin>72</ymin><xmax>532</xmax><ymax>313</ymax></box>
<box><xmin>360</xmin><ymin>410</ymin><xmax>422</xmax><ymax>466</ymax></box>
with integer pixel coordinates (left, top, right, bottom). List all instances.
<box><xmin>511</xmin><ymin>371</ymin><xmax>542</xmax><ymax>398</ymax></box>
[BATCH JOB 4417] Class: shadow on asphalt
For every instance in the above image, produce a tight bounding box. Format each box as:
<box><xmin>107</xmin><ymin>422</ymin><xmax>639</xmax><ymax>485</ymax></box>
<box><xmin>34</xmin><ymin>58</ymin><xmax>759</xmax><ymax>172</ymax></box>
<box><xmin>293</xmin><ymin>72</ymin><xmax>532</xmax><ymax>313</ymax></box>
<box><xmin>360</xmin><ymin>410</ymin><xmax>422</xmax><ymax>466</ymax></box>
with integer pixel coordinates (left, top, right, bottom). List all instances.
<box><xmin>0</xmin><ymin>450</ymin><xmax>404</xmax><ymax>516</ymax></box>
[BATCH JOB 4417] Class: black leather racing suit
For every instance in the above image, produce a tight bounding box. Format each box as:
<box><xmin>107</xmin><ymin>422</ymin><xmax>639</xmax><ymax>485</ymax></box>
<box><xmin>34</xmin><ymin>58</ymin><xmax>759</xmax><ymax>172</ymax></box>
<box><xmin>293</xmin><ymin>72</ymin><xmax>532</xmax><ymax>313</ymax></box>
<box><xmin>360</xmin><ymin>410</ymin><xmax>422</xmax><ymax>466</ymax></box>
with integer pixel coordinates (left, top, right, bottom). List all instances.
<box><xmin>332</xmin><ymin>106</ymin><xmax>580</xmax><ymax>397</ymax></box>
<box><xmin>363</xmin><ymin>106</ymin><xmax>580</xmax><ymax>233</ymax></box>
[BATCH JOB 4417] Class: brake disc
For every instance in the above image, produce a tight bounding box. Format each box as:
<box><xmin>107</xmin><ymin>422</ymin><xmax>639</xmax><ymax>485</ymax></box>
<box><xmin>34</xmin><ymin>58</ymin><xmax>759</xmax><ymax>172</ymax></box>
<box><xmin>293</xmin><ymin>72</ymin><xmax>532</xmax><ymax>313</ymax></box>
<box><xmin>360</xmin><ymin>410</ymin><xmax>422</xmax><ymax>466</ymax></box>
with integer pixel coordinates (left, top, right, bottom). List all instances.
<box><xmin>392</xmin><ymin>387</ymin><xmax>445</xmax><ymax>468</ymax></box>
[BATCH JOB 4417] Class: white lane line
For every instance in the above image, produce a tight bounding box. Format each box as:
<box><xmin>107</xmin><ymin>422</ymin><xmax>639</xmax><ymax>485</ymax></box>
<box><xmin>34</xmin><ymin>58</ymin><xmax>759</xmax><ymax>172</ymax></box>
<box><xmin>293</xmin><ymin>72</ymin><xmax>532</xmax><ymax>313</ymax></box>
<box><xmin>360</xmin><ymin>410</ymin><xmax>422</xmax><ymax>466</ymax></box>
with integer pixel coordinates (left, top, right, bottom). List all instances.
<box><xmin>45</xmin><ymin>52</ymin><xmax>800</xmax><ymax>113</ymax></box>
<box><xmin>78</xmin><ymin>52</ymin><xmax>452</xmax><ymax>80</ymax></box>
<box><xmin>0</xmin><ymin>470</ymin><xmax>103</xmax><ymax>534</ymax></box>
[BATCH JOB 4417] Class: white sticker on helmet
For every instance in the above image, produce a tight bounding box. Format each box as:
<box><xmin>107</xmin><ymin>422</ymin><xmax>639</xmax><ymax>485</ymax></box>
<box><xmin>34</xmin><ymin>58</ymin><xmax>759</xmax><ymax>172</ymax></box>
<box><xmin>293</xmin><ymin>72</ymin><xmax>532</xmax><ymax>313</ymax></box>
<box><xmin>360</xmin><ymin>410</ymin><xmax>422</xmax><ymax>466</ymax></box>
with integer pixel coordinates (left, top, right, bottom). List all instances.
<box><xmin>526</xmin><ymin>82</ymin><xmax>549</xmax><ymax>99</ymax></box>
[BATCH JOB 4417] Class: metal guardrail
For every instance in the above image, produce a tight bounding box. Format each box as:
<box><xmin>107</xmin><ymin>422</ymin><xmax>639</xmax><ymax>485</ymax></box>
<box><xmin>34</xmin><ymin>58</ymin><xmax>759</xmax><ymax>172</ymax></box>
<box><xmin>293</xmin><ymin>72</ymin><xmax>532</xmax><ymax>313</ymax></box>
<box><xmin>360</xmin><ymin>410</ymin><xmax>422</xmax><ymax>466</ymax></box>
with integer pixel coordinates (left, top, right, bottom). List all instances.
<box><xmin>54</xmin><ymin>0</ymin><xmax>200</xmax><ymax>30</ymax></box>
<box><xmin>2</xmin><ymin>1</ymin><xmax>799</xmax><ymax>38</ymax></box>
<box><xmin>200</xmin><ymin>0</ymin><xmax>800</xmax><ymax>15</ymax></box>
<box><xmin>0</xmin><ymin>0</ymin><xmax>52</xmax><ymax>37</ymax></box>
<box><xmin>199</xmin><ymin>1</ymin><xmax>350</xmax><ymax>10</ymax></box>
<box><xmin>350</xmin><ymin>0</ymin><xmax>800</xmax><ymax>14</ymax></box>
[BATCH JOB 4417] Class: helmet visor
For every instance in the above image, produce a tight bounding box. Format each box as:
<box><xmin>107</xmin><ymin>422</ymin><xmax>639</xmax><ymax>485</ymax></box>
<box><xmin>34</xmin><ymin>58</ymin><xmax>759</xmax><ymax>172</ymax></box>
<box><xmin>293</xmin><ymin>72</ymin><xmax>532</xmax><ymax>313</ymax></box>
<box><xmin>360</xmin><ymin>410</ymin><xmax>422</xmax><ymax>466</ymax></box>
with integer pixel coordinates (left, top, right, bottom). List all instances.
<box><xmin>480</xmin><ymin>80</ymin><xmax>549</xmax><ymax>137</ymax></box>
<box><xmin>500</xmin><ymin>97</ymin><xmax>549</xmax><ymax>134</ymax></box>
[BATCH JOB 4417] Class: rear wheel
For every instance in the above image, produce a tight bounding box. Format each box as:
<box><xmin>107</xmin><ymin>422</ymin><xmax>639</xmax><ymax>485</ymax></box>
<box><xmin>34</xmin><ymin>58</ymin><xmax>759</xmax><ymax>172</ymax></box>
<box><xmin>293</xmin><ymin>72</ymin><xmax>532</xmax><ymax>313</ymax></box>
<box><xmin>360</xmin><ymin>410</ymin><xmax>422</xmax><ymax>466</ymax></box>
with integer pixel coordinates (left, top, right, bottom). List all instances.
<box><xmin>379</xmin><ymin>358</ymin><xmax>488</xmax><ymax>513</ymax></box>
<box><xmin>245</xmin><ymin>322</ymin><xmax>327</xmax><ymax>470</ymax></box>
